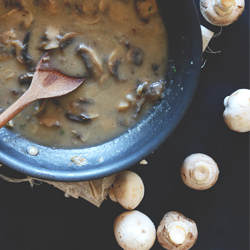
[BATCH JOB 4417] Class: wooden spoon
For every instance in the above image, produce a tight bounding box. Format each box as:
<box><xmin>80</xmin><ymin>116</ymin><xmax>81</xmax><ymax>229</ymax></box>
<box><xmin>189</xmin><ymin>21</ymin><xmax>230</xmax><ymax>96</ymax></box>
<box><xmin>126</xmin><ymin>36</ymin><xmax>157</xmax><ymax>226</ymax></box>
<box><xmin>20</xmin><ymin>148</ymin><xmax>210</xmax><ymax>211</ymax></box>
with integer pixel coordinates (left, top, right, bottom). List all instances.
<box><xmin>0</xmin><ymin>53</ymin><xmax>85</xmax><ymax>129</ymax></box>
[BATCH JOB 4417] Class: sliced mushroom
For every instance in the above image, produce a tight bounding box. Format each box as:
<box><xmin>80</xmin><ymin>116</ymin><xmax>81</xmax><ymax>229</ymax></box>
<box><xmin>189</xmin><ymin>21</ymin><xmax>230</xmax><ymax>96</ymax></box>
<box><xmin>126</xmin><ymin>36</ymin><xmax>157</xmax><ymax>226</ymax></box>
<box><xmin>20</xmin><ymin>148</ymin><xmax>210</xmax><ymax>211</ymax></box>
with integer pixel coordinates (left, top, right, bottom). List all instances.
<box><xmin>0</xmin><ymin>29</ymin><xmax>33</xmax><ymax>67</ymax></box>
<box><xmin>136</xmin><ymin>78</ymin><xmax>150</xmax><ymax>96</ymax></box>
<box><xmin>108</xmin><ymin>46</ymin><xmax>128</xmax><ymax>82</ymax></box>
<box><xmin>0</xmin><ymin>7</ymin><xmax>33</xmax><ymax>29</ymax></box>
<box><xmin>135</xmin><ymin>0</ymin><xmax>158</xmax><ymax>22</ymax></box>
<box><xmin>127</xmin><ymin>47</ymin><xmax>144</xmax><ymax>66</ymax></box>
<box><xmin>134</xmin><ymin>97</ymin><xmax>146</xmax><ymax>118</ymax></box>
<box><xmin>76</xmin><ymin>44</ymin><xmax>103</xmax><ymax>79</ymax></box>
<box><xmin>59</xmin><ymin>32</ymin><xmax>79</xmax><ymax>50</ymax></box>
<box><xmin>71</xmin><ymin>129</ymin><xmax>88</xmax><ymax>143</ymax></box>
<box><xmin>18</xmin><ymin>72</ymin><xmax>34</xmax><ymax>85</ymax></box>
<box><xmin>33</xmin><ymin>99</ymin><xmax>47</xmax><ymax>116</ymax></box>
<box><xmin>39</xmin><ymin>26</ymin><xmax>62</xmax><ymax>50</ymax></box>
<box><xmin>18</xmin><ymin>31</ymin><xmax>33</xmax><ymax>66</ymax></box>
<box><xmin>39</xmin><ymin>117</ymin><xmax>61</xmax><ymax>127</ymax></box>
<box><xmin>65</xmin><ymin>100</ymin><xmax>97</xmax><ymax>123</ymax></box>
<box><xmin>0</xmin><ymin>29</ymin><xmax>18</xmax><ymax>46</ymax></box>
<box><xmin>0</xmin><ymin>43</ymin><xmax>13</xmax><ymax>61</ymax></box>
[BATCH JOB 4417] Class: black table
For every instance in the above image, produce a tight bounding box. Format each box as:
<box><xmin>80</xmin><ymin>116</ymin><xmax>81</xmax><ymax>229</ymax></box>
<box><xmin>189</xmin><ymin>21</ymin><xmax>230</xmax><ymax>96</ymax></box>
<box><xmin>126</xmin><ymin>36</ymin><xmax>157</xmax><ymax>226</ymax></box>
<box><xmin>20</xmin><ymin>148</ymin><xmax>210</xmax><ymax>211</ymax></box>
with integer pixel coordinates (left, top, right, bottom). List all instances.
<box><xmin>0</xmin><ymin>1</ymin><xmax>249</xmax><ymax>249</ymax></box>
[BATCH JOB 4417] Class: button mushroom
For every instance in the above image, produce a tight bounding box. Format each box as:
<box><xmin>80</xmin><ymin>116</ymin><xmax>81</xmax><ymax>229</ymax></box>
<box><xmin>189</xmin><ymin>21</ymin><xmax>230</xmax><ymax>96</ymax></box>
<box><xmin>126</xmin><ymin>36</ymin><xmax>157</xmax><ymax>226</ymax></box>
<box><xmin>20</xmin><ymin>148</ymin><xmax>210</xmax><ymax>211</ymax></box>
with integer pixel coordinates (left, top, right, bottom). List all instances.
<box><xmin>157</xmin><ymin>211</ymin><xmax>198</xmax><ymax>250</ymax></box>
<box><xmin>180</xmin><ymin>153</ymin><xmax>219</xmax><ymax>190</ymax></box>
<box><xmin>109</xmin><ymin>171</ymin><xmax>144</xmax><ymax>210</ymax></box>
<box><xmin>223</xmin><ymin>88</ymin><xmax>250</xmax><ymax>132</ymax></box>
<box><xmin>114</xmin><ymin>210</ymin><xmax>156</xmax><ymax>250</ymax></box>
<box><xmin>200</xmin><ymin>0</ymin><xmax>245</xmax><ymax>26</ymax></box>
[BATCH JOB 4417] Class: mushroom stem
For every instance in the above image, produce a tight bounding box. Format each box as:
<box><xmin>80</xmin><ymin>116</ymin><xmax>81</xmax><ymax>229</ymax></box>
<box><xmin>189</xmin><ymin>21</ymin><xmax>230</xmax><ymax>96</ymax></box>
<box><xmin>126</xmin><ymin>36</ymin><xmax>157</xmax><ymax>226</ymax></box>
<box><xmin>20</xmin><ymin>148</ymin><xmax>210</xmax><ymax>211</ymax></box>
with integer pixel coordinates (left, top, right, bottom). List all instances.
<box><xmin>168</xmin><ymin>221</ymin><xmax>188</xmax><ymax>245</ymax></box>
<box><xmin>191</xmin><ymin>162</ymin><xmax>212</xmax><ymax>184</ymax></box>
<box><xmin>157</xmin><ymin>211</ymin><xmax>198</xmax><ymax>250</ymax></box>
<box><xmin>214</xmin><ymin>0</ymin><xmax>235</xmax><ymax>16</ymax></box>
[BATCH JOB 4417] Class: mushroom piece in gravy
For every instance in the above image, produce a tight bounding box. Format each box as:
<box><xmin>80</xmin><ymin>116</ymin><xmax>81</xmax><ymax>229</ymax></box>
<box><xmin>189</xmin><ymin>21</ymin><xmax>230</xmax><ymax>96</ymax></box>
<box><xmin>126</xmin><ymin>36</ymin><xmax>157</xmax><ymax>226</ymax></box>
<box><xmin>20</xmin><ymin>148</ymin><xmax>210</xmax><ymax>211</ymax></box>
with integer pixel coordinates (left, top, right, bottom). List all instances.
<box><xmin>0</xmin><ymin>0</ymin><xmax>168</xmax><ymax>148</ymax></box>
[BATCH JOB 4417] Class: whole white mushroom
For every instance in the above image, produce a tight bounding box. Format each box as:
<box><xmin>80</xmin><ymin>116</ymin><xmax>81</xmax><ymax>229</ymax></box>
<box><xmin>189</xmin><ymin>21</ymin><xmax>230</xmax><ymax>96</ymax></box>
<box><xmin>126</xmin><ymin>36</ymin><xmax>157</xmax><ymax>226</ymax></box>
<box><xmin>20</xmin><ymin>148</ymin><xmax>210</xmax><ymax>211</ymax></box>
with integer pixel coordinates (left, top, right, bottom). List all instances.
<box><xmin>223</xmin><ymin>89</ymin><xmax>250</xmax><ymax>132</ymax></box>
<box><xmin>157</xmin><ymin>211</ymin><xmax>198</xmax><ymax>250</ymax></box>
<box><xmin>109</xmin><ymin>171</ymin><xmax>144</xmax><ymax>210</ymax></box>
<box><xmin>200</xmin><ymin>0</ymin><xmax>245</xmax><ymax>26</ymax></box>
<box><xmin>180</xmin><ymin>153</ymin><xmax>219</xmax><ymax>190</ymax></box>
<box><xmin>114</xmin><ymin>210</ymin><xmax>156</xmax><ymax>250</ymax></box>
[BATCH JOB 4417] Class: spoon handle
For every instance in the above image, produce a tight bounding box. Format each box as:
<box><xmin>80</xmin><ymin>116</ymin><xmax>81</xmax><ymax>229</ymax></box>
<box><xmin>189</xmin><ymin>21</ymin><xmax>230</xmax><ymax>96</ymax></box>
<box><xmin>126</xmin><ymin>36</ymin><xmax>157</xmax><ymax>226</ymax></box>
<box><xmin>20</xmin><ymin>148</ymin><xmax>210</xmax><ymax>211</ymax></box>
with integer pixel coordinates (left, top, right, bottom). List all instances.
<box><xmin>0</xmin><ymin>89</ymin><xmax>35</xmax><ymax>129</ymax></box>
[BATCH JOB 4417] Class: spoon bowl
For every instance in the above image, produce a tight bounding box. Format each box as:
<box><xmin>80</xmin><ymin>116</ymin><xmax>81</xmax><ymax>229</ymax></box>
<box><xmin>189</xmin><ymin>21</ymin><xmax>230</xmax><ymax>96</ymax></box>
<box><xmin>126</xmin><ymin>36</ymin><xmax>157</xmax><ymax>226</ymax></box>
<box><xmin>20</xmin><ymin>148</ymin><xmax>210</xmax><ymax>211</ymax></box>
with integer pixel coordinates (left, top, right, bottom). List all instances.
<box><xmin>0</xmin><ymin>53</ymin><xmax>85</xmax><ymax>129</ymax></box>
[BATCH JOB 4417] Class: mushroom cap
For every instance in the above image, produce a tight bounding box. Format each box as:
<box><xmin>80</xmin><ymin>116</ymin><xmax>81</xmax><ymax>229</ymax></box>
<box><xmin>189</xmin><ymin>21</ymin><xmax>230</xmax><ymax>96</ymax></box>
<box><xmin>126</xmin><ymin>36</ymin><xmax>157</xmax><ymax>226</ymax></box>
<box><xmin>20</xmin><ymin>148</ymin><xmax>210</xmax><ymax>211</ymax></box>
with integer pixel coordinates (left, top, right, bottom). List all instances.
<box><xmin>200</xmin><ymin>0</ymin><xmax>245</xmax><ymax>26</ymax></box>
<box><xmin>223</xmin><ymin>89</ymin><xmax>250</xmax><ymax>132</ymax></box>
<box><xmin>114</xmin><ymin>210</ymin><xmax>156</xmax><ymax>250</ymax></box>
<box><xmin>180</xmin><ymin>153</ymin><xmax>219</xmax><ymax>190</ymax></box>
<box><xmin>157</xmin><ymin>211</ymin><xmax>198</xmax><ymax>250</ymax></box>
<box><xmin>113</xmin><ymin>171</ymin><xmax>144</xmax><ymax>210</ymax></box>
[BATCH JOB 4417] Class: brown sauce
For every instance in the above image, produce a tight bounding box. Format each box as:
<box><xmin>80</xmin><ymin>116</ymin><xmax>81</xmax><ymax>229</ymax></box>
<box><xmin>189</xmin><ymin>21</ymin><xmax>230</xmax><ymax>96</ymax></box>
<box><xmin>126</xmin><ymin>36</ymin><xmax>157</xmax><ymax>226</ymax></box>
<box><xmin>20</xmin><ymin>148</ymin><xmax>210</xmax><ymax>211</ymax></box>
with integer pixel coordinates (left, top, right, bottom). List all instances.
<box><xmin>0</xmin><ymin>0</ymin><xmax>168</xmax><ymax>148</ymax></box>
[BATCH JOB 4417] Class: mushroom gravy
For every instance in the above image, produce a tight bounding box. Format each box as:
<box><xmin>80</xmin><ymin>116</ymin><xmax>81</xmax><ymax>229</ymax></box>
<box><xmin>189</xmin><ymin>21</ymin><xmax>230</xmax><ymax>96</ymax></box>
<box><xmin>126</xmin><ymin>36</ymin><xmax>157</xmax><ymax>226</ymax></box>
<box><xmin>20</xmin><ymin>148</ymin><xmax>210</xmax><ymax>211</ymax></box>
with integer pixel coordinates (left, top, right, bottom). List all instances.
<box><xmin>0</xmin><ymin>0</ymin><xmax>168</xmax><ymax>148</ymax></box>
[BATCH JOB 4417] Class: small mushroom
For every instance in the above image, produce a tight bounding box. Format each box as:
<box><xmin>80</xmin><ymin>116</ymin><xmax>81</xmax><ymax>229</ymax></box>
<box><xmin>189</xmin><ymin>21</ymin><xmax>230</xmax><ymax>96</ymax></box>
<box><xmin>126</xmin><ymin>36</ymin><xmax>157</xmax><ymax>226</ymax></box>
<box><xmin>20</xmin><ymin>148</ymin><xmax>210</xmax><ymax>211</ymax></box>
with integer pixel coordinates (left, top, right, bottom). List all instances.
<box><xmin>39</xmin><ymin>26</ymin><xmax>62</xmax><ymax>50</ymax></box>
<box><xmin>147</xmin><ymin>81</ymin><xmax>164</xmax><ymax>101</ymax></box>
<box><xmin>200</xmin><ymin>0</ymin><xmax>245</xmax><ymax>26</ymax></box>
<box><xmin>114</xmin><ymin>210</ymin><xmax>156</xmax><ymax>250</ymax></box>
<box><xmin>109</xmin><ymin>171</ymin><xmax>144</xmax><ymax>210</ymax></box>
<box><xmin>223</xmin><ymin>88</ymin><xmax>250</xmax><ymax>132</ymax></box>
<box><xmin>157</xmin><ymin>211</ymin><xmax>198</xmax><ymax>250</ymax></box>
<box><xmin>76</xmin><ymin>44</ymin><xmax>103</xmax><ymax>79</ymax></box>
<box><xmin>180</xmin><ymin>153</ymin><xmax>219</xmax><ymax>190</ymax></box>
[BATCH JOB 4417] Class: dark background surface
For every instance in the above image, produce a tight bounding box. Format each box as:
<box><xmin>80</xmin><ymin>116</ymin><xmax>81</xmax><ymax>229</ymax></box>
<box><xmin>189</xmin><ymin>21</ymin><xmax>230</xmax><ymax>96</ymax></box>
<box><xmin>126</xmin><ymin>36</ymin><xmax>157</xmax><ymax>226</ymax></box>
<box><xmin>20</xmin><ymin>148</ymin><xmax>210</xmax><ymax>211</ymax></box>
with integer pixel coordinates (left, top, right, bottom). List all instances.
<box><xmin>0</xmin><ymin>1</ymin><xmax>249</xmax><ymax>249</ymax></box>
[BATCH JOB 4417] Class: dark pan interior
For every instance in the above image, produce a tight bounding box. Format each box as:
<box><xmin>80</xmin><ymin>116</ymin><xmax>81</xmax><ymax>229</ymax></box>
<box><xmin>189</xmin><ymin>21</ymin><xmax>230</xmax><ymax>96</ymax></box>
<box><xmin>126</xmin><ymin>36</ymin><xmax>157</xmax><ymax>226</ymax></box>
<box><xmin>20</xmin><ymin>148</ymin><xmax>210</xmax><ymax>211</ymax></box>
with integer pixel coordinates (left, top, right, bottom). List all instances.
<box><xmin>0</xmin><ymin>0</ymin><xmax>202</xmax><ymax>181</ymax></box>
